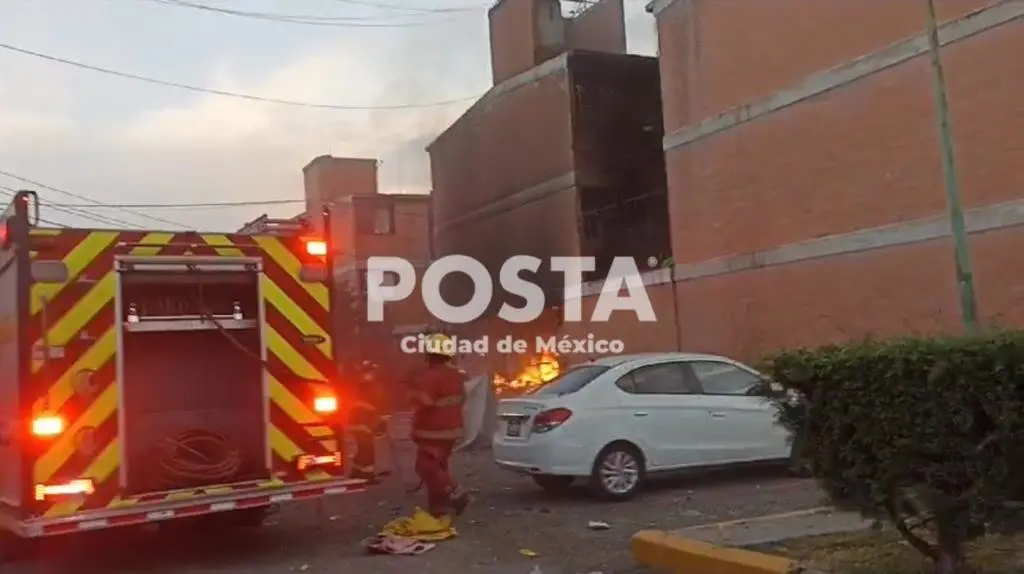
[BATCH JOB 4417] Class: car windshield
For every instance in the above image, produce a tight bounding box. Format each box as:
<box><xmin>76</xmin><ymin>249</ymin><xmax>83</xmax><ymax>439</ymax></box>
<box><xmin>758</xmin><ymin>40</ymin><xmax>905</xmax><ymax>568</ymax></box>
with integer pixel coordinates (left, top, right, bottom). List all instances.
<box><xmin>527</xmin><ymin>365</ymin><xmax>610</xmax><ymax>396</ymax></box>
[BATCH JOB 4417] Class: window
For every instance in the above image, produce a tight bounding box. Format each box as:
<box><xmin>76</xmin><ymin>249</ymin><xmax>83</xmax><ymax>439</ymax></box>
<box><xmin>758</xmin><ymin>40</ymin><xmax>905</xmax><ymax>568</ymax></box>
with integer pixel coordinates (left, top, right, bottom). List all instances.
<box><xmin>616</xmin><ymin>362</ymin><xmax>696</xmax><ymax>395</ymax></box>
<box><xmin>689</xmin><ymin>361</ymin><xmax>761</xmax><ymax>396</ymax></box>
<box><xmin>356</xmin><ymin>203</ymin><xmax>394</xmax><ymax>235</ymax></box>
<box><xmin>373</xmin><ymin>207</ymin><xmax>394</xmax><ymax>234</ymax></box>
<box><xmin>528</xmin><ymin>366</ymin><xmax>609</xmax><ymax>397</ymax></box>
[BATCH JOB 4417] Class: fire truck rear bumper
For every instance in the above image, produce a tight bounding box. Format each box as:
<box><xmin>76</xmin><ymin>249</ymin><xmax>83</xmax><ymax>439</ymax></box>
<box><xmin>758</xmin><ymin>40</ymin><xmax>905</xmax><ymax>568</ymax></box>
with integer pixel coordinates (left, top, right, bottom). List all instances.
<box><xmin>2</xmin><ymin>477</ymin><xmax>368</xmax><ymax>538</ymax></box>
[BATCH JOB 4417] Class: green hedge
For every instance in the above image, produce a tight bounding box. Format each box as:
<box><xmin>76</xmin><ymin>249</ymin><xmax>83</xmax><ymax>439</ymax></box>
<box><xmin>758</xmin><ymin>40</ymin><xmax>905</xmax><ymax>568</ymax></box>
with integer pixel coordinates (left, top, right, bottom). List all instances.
<box><xmin>761</xmin><ymin>331</ymin><xmax>1024</xmax><ymax>572</ymax></box>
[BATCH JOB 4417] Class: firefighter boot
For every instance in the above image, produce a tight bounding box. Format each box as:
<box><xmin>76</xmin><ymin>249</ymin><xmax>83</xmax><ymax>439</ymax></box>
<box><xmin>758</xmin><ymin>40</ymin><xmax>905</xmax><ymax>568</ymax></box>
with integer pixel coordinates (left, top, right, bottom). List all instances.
<box><xmin>447</xmin><ymin>487</ymin><xmax>472</xmax><ymax>517</ymax></box>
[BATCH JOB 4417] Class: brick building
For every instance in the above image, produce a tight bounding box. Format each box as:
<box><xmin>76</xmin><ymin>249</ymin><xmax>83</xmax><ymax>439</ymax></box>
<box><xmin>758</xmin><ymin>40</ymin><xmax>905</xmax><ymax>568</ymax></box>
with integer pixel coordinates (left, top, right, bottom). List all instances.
<box><xmin>428</xmin><ymin>0</ymin><xmax>669</xmax><ymax>349</ymax></box>
<box><xmin>562</xmin><ymin>0</ymin><xmax>1024</xmax><ymax>361</ymax></box>
<box><xmin>240</xmin><ymin>155</ymin><xmax>434</xmax><ymax>363</ymax></box>
<box><xmin>302</xmin><ymin>156</ymin><xmax>434</xmax><ymax>337</ymax></box>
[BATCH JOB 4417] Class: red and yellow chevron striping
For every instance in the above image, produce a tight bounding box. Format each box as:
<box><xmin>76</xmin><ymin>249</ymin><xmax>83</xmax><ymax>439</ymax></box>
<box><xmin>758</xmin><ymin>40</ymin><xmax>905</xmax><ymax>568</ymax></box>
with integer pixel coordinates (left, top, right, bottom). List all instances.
<box><xmin>27</xmin><ymin>229</ymin><xmax>340</xmax><ymax>518</ymax></box>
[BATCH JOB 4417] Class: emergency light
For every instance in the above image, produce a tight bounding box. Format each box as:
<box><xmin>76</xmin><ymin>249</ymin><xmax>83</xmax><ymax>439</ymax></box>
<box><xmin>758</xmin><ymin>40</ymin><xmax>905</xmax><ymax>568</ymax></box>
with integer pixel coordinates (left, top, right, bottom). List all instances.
<box><xmin>32</xmin><ymin>414</ymin><xmax>65</xmax><ymax>437</ymax></box>
<box><xmin>305</xmin><ymin>240</ymin><xmax>327</xmax><ymax>256</ymax></box>
<box><xmin>313</xmin><ymin>395</ymin><xmax>338</xmax><ymax>414</ymax></box>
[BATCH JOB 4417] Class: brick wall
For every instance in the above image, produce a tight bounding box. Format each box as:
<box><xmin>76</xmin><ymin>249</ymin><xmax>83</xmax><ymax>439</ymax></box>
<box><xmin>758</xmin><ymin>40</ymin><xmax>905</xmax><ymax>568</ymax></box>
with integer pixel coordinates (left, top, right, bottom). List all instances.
<box><xmin>560</xmin><ymin>0</ymin><xmax>1024</xmax><ymax>362</ymax></box>
<box><xmin>351</xmin><ymin>196</ymin><xmax>434</xmax><ymax>332</ymax></box>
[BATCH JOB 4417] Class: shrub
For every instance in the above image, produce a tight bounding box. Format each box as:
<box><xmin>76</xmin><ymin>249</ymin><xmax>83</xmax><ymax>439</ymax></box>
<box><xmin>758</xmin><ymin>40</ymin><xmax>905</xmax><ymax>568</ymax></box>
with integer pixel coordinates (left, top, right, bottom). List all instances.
<box><xmin>761</xmin><ymin>331</ymin><xmax>1024</xmax><ymax>574</ymax></box>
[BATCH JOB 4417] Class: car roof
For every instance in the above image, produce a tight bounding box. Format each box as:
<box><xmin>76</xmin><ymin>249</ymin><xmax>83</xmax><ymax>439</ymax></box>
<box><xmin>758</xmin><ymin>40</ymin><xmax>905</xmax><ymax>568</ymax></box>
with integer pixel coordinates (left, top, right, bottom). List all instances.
<box><xmin>583</xmin><ymin>352</ymin><xmax>737</xmax><ymax>368</ymax></box>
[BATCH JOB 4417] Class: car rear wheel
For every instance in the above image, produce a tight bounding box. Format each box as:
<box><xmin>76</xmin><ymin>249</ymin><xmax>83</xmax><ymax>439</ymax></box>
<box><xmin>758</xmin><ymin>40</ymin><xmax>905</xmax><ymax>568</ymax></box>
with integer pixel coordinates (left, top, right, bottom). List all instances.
<box><xmin>532</xmin><ymin>474</ymin><xmax>574</xmax><ymax>494</ymax></box>
<box><xmin>588</xmin><ymin>443</ymin><xmax>645</xmax><ymax>501</ymax></box>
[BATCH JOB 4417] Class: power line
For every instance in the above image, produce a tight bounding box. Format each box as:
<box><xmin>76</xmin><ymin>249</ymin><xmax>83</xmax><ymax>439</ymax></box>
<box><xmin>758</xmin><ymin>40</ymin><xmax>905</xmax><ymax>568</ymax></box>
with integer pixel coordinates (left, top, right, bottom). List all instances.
<box><xmin>37</xmin><ymin>217</ymin><xmax>70</xmax><ymax>228</ymax></box>
<box><xmin>0</xmin><ymin>42</ymin><xmax>481</xmax><ymax>110</ymax></box>
<box><xmin>0</xmin><ymin>185</ymin><xmax>143</xmax><ymax>228</ymax></box>
<box><xmin>53</xmin><ymin>198</ymin><xmax>305</xmax><ymax>209</ymax></box>
<box><xmin>0</xmin><ymin>171</ymin><xmax>188</xmax><ymax>228</ymax></box>
<box><xmin>146</xmin><ymin>0</ymin><xmax>464</xmax><ymax>27</ymax></box>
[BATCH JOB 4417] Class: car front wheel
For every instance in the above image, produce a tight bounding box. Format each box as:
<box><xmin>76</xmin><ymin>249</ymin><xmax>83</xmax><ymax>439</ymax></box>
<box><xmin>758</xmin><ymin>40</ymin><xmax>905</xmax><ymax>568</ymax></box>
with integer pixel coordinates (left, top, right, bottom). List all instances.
<box><xmin>589</xmin><ymin>443</ymin><xmax>645</xmax><ymax>501</ymax></box>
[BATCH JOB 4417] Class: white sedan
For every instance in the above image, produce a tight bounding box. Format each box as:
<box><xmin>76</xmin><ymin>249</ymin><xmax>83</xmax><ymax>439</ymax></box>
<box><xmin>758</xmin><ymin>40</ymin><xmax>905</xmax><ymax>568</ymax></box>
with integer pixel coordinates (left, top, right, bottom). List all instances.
<box><xmin>492</xmin><ymin>353</ymin><xmax>793</xmax><ymax>501</ymax></box>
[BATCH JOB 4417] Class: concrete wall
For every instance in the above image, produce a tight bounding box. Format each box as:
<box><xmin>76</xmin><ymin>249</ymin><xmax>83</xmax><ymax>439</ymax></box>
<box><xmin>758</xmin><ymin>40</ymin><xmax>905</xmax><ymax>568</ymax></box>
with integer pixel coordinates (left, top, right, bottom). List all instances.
<box><xmin>489</xmin><ymin>0</ymin><xmax>571</xmax><ymax>84</ymax></box>
<box><xmin>489</xmin><ymin>0</ymin><xmax>626</xmax><ymax>84</ymax></box>
<box><xmin>429</xmin><ymin>56</ymin><xmax>578</xmax><ymax>309</ymax></box>
<box><xmin>564</xmin><ymin>0</ymin><xmax>1024</xmax><ymax>362</ymax></box>
<box><xmin>430</xmin><ymin>62</ymin><xmax>575</xmax><ymax>222</ymax></box>
<box><xmin>568</xmin><ymin>0</ymin><xmax>627</xmax><ymax>54</ymax></box>
<box><xmin>303</xmin><ymin>156</ymin><xmax>378</xmax><ymax>233</ymax></box>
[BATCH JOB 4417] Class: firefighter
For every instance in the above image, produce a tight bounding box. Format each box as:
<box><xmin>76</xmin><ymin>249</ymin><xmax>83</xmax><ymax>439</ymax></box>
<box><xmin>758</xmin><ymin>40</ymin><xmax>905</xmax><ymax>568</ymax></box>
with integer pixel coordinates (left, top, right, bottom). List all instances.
<box><xmin>349</xmin><ymin>360</ymin><xmax>382</xmax><ymax>481</ymax></box>
<box><xmin>409</xmin><ymin>333</ymin><xmax>471</xmax><ymax>518</ymax></box>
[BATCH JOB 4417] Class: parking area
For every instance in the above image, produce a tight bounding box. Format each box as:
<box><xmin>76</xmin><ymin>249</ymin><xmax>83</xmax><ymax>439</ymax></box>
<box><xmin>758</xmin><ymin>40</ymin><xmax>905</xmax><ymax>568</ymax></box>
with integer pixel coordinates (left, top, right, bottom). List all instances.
<box><xmin>5</xmin><ymin>447</ymin><xmax>823</xmax><ymax>574</ymax></box>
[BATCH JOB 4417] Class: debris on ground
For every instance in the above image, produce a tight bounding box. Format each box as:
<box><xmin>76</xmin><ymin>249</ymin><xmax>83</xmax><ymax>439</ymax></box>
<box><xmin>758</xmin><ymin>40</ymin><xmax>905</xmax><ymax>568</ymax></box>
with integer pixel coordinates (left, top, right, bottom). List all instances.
<box><xmin>587</xmin><ymin>521</ymin><xmax>610</xmax><ymax>530</ymax></box>
<box><xmin>519</xmin><ymin>548</ymin><xmax>539</xmax><ymax>557</ymax></box>
<box><xmin>361</xmin><ymin>507</ymin><xmax>457</xmax><ymax>555</ymax></box>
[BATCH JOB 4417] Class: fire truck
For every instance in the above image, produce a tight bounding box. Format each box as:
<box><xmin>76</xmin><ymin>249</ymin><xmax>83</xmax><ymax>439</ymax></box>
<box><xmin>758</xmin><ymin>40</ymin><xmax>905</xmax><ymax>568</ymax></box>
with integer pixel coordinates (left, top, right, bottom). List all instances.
<box><xmin>0</xmin><ymin>191</ymin><xmax>366</xmax><ymax>558</ymax></box>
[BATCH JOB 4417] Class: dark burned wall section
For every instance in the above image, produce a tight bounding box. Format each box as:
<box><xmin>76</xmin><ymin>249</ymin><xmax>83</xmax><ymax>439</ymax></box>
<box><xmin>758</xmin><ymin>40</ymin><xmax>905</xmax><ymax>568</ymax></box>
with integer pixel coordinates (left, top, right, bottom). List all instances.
<box><xmin>571</xmin><ymin>51</ymin><xmax>669</xmax><ymax>279</ymax></box>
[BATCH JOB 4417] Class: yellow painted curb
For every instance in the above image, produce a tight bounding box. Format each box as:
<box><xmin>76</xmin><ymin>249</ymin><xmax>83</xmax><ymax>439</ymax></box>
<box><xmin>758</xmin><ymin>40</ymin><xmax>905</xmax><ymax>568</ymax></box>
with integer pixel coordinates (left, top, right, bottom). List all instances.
<box><xmin>630</xmin><ymin>530</ymin><xmax>799</xmax><ymax>574</ymax></box>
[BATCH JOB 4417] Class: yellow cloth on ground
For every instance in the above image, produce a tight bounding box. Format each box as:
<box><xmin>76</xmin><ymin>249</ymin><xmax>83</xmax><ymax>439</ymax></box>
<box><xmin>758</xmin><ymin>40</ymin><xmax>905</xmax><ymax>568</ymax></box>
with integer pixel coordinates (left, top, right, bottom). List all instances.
<box><xmin>380</xmin><ymin>507</ymin><xmax>458</xmax><ymax>542</ymax></box>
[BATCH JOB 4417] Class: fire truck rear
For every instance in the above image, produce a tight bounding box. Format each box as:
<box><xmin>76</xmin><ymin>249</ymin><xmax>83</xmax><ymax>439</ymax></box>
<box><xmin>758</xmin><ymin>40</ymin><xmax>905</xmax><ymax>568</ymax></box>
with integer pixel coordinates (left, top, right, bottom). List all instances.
<box><xmin>0</xmin><ymin>191</ymin><xmax>364</xmax><ymax>554</ymax></box>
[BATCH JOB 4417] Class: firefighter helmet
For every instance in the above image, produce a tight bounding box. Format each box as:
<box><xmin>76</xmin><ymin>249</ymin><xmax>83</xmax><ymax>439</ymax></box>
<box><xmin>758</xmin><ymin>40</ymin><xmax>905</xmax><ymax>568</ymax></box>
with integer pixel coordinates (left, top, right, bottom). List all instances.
<box><xmin>423</xmin><ymin>333</ymin><xmax>457</xmax><ymax>358</ymax></box>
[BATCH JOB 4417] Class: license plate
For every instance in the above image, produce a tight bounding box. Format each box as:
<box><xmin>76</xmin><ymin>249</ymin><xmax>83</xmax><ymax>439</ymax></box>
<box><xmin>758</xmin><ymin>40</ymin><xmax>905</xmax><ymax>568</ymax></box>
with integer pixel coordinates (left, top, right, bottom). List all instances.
<box><xmin>506</xmin><ymin>420</ymin><xmax>522</xmax><ymax>437</ymax></box>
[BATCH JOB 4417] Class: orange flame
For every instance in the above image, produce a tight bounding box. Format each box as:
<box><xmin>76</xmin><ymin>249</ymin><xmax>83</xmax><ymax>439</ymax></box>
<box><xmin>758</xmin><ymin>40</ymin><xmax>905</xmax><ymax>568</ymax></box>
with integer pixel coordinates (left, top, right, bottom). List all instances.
<box><xmin>493</xmin><ymin>352</ymin><xmax>561</xmax><ymax>396</ymax></box>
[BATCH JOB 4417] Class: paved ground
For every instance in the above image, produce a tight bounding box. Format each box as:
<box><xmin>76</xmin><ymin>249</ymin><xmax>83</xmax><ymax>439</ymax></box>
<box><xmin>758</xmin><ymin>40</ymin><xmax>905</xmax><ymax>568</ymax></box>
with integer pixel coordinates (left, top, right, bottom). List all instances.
<box><xmin>4</xmin><ymin>444</ymin><xmax>824</xmax><ymax>574</ymax></box>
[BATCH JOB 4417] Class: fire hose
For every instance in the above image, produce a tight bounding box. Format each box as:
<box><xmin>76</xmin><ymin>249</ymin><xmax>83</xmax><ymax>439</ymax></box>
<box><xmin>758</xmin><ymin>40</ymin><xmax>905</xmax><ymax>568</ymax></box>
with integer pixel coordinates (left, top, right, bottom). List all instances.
<box><xmin>191</xmin><ymin>285</ymin><xmax>427</xmax><ymax>497</ymax></box>
<box><xmin>145</xmin><ymin>285</ymin><xmax>257</xmax><ymax>490</ymax></box>
<box><xmin>154</xmin><ymin>429</ymin><xmax>243</xmax><ymax>489</ymax></box>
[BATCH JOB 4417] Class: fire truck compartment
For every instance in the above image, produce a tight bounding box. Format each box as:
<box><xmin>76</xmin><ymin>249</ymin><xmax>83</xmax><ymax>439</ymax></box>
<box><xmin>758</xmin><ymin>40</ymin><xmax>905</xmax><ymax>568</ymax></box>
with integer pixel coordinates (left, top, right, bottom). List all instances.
<box><xmin>118</xmin><ymin>258</ymin><xmax>268</xmax><ymax>494</ymax></box>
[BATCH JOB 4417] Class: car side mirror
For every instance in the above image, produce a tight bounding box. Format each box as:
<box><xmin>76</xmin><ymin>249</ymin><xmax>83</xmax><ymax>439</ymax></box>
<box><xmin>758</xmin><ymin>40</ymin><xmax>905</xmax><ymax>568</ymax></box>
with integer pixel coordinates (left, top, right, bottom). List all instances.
<box><xmin>747</xmin><ymin>378</ymin><xmax>785</xmax><ymax>397</ymax></box>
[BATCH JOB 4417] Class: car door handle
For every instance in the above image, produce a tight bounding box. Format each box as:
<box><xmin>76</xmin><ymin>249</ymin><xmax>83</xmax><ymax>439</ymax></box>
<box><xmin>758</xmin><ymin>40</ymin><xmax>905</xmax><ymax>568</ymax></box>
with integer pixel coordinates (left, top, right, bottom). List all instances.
<box><xmin>709</xmin><ymin>411</ymin><xmax>727</xmax><ymax>418</ymax></box>
<box><xmin>633</xmin><ymin>412</ymin><xmax>648</xmax><ymax>417</ymax></box>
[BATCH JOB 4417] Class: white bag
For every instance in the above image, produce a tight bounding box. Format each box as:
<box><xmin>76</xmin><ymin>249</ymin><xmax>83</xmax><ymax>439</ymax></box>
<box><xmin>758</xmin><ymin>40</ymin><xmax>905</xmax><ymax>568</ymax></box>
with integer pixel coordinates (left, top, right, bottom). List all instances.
<box><xmin>457</xmin><ymin>375</ymin><xmax>497</xmax><ymax>451</ymax></box>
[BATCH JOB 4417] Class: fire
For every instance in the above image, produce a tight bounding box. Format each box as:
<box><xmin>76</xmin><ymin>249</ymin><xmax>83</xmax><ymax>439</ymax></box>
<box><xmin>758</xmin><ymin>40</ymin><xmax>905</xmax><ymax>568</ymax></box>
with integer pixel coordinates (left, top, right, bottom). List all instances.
<box><xmin>493</xmin><ymin>352</ymin><xmax>561</xmax><ymax>396</ymax></box>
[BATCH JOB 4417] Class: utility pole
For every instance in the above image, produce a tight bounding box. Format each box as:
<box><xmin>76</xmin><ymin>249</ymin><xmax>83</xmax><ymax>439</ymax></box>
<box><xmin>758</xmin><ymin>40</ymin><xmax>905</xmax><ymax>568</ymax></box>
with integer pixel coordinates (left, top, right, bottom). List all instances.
<box><xmin>924</xmin><ymin>0</ymin><xmax>979</xmax><ymax>332</ymax></box>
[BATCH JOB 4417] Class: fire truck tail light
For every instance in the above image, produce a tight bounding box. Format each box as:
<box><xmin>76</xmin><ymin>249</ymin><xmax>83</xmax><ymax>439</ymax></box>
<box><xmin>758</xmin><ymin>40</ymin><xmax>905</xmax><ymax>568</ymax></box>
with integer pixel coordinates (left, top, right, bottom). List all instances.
<box><xmin>34</xmin><ymin>479</ymin><xmax>94</xmax><ymax>501</ymax></box>
<box><xmin>305</xmin><ymin>240</ymin><xmax>327</xmax><ymax>256</ymax></box>
<box><xmin>296</xmin><ymin>452</ymin><xmax>342</xmax><ymax>471</ymax></box>
<box><xmin>313</xmin><ymin>396</ymin><xmax>337</xmax><ymax>414</ymax></box>
<box><xmin>32</xmin><ymin>414</ymin><xmax>64</xmax><ymax>437</ymax></box>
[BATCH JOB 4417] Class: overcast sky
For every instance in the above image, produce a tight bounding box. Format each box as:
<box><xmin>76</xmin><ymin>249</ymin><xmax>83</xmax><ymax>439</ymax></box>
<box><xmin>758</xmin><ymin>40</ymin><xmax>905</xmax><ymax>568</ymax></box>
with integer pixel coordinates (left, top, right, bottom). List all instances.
<box><xmin>0</xmin><ymin>0</ymin><xmax>656</xmax><ymax>231</ymax></box>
